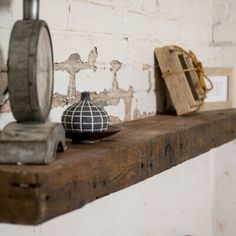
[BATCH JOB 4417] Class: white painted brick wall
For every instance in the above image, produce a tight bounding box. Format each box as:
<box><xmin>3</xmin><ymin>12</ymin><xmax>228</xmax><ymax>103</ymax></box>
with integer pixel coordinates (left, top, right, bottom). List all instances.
<box><xmin>0</xmin><ymin>0</ymin><xmax>235</xmax><ymax>122</ymax></box>
<box><xmin>0</xmin><ymin>0</ymin><xmax>22</xmax><ymax>29</ymax></box>
<box><xmin>213</xmin><ymin>0</ymin><xmax>236</xmax><ymax>44</ymax></box>
<box><xmin>212</xmin><ymin>0</ymin><xmax>236</xmax><ymax>107</ymax></box>
<box><xmin>41</xmin><ymin>0</ymin><xmax>71</xmax><ymax>30</ymax></box>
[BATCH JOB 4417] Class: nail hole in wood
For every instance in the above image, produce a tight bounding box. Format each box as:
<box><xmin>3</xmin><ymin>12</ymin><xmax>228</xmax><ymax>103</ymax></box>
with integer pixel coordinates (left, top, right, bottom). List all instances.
<box><xmin>68</xmin><ymin>190</ymin><xmax>72</xmax><ymax>199</ymax></box>
<box><xmin>149</xmin><ymin>162</ymin><xmax>153</xmax><ymax>170</ymax></box>
<box><xmin>165</xmin><ymin>143</ymin><xmax>176</xmax><ymax>166</ymax></box>
<box><xmin>93</xmin><ymin>183</ymin><xmax>96</xmax><ymax>189</ymax></box>
<box><xmin>102</xmin><ymin>180</ymin><xmax>106</xmax><ymax>186</ymax></box>
<box><xmin>73</xmin><ymin>181</ymin><xmax>77</xmax><ymax>188</ymax></box>
<box><xmin>45</xmin><ymin>195</ymin><xmax>50</xmax><ymax>201</ymax></box>
<box><xmin>141</xmin><ymin>163</ymin><xmax>144</xmax><ymax>169</ymax></box>
<box><xmin>11</xmin><ymin>183</ymin><xmax>41</xmax><ymax>188</ymax></box>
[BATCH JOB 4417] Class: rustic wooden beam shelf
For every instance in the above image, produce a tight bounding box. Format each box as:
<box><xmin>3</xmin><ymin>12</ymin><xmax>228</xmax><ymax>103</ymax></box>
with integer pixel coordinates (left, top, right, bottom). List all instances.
<box><xmin>0</xmin><ymin>109</ymin><xmax>236</xmax><ymax>225</ymax></box>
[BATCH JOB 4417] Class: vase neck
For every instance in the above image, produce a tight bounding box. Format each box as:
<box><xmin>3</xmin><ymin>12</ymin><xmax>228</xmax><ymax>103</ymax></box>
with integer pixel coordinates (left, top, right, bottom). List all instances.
<box><xmin>81</xmin><ymin>92</ymin><xmax>91</xmax><ymax>101</ymax></box>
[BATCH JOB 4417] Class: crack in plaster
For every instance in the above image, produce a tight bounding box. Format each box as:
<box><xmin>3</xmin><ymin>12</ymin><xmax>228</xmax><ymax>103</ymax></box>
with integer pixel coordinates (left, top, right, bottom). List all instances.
<box><xmin>127</xmin><ymin>9</ymin><xmax>148</xmax><ymax>17</ymax></box>
<box><xmin>142</xmin><ymin>64</ymin><xmax>152</xmax><ymax>93</ymax></box>
<box><xmin>127</xmin><ymin>8</ymin><xmax>159</xmax><ymax>18</ymax></box>
<box><xmin>67</xmin><ymin>0</ymin><xmax>73</xmax><ymax>30</ymax></box>
<box><xmin>211</xmin><ymin>20</ymin><xmax>222</xmax><ymax>45</ymax></box>
<box><xmin>210</xmin><ymin>42</ymin><xmax>236</xmax><ymax>47</ymax></box>
<box><xmin>76</xmin><ymin>0</ymin><xmax>114</xmax><ymax>9</ymax></box>
<box><xmin>226</xmin><ymin>3</ymin><xmax>231</xmax><ymax>20</ymax></box>
<box><xmin>211</xmin><ymin>3</ymin><xmax>235</xmax><ymax>46</ymax></box>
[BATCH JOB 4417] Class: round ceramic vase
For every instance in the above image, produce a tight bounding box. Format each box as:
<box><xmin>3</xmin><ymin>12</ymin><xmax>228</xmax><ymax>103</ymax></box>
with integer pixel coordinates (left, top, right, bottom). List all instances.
<box><xmin>61</xmin><ymin>92</ymin><xmax>109</xmax><ymax>133</ymax></box>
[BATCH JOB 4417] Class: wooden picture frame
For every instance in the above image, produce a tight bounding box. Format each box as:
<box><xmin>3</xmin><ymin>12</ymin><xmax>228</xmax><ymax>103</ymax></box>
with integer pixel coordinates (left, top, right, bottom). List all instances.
<box><xmin>201</xmin><ymin>67</ymin><xmax>233</xmax><ymax>111</ymax></box>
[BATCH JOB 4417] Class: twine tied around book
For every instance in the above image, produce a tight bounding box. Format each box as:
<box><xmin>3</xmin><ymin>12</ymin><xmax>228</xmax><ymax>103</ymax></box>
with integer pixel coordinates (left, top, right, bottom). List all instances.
<box><xmin>162</xmin><ymin>45</ymin><xmax>213</xmax><ymax>111</ymax></box>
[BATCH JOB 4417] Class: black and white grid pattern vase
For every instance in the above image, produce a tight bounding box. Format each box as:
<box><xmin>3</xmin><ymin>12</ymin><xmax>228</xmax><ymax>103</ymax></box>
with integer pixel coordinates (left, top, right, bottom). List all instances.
<box><xmin>61</xmin><ymin>92</ymin><xmax>109</xmax><ymax>133</ymax></box>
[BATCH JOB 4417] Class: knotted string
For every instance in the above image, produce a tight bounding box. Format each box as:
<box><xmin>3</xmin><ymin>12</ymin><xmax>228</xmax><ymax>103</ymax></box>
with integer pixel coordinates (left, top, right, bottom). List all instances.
<box><xmin>162</xmin><ymin>45</ymin><xmax>213</xmax><ymax>111</ymax></box>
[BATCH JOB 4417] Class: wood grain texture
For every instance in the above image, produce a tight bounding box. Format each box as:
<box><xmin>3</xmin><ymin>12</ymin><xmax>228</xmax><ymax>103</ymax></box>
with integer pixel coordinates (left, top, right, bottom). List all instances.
<box><xmin>155</xmin><ymin>46</ymin><xmax>202</xmax><ymax>115</ymax></box>
<box><xmin>0</xmin><ymin>109</ymin><xmax>236</xmax><ymax>225</ymax></box>
<box><xmin>8</xmin><ymin>20</ymin><xmax>53</xmax><ymax>122</ymax></box>
<box><xmin>154</xmin><ymin>53</ymin><xmax>175</xmax><ymax>114</ymax></box>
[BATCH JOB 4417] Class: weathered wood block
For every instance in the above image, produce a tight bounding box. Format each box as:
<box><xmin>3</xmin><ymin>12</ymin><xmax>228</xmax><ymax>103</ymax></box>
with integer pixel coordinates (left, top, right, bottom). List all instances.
<box><xmin>155</xmin><ymin>46</ymin><xmax>205</xmax><ymax>115</ymax></box>
<box><xmin>0</xmin><ymin>110</ymin><xmax>235</xmax><ymax>225</ymax></box>
<box><xmin>0</xmin><ymin>122</ymin><xmax>66</xmax><ymax>164</ymax></box>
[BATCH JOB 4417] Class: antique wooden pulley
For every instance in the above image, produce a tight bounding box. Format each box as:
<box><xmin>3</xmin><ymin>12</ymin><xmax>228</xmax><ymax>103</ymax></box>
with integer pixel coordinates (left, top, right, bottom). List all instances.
<box><xmin>8</xmin><ymin>0</ymin><xmax>53</xmax><ymax>122</ymax></box>
<box><xmin>0</xmin><ymin>0</ymin><xmax>66</xmax><ymax>164</ymax></box>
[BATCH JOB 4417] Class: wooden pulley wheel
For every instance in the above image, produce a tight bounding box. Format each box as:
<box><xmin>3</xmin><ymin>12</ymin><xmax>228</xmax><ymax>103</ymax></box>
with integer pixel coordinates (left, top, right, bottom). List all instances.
<box><xmin>8</xmin><ymin>19</ymin><xmax>53</xmax><ymax>122</ymax></box>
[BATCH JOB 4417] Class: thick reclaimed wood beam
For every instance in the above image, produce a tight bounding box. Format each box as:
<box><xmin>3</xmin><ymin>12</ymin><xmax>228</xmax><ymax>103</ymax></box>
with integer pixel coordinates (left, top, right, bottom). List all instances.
<box><xmin>0</xmin><ymin>109</ymin><xmax>236</xmax><ymax>225</ymax></box>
